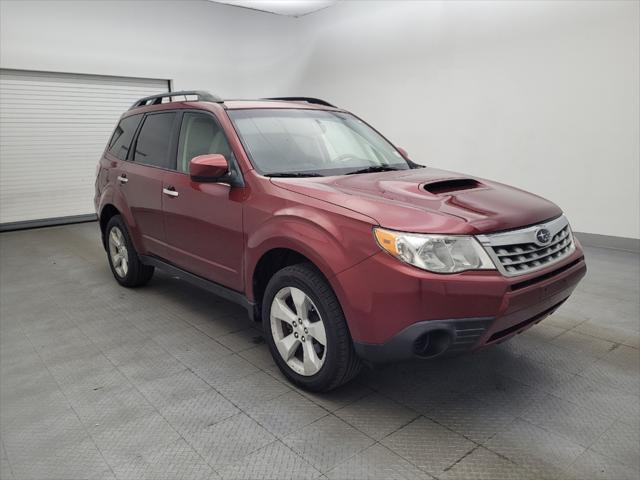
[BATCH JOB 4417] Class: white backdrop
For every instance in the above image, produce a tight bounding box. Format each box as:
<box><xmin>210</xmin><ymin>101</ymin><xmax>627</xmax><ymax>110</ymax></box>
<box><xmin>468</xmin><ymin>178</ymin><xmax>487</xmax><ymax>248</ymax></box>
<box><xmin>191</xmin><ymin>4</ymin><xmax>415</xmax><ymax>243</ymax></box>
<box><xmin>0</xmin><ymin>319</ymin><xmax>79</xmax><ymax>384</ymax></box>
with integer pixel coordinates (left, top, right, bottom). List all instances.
<box><xmin>1</xmin><ymin>0</ymin><xmax>638</xmax><ymax>239</ymax></box>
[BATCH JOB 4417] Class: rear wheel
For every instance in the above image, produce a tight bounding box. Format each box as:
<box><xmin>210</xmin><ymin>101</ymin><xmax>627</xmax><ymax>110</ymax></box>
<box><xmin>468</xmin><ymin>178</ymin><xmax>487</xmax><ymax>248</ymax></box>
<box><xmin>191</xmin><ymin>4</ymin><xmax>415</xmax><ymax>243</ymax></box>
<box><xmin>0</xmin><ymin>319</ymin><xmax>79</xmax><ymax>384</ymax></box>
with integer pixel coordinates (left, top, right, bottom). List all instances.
<box><xmin>105</xmin><ymin>215</ymin><xmax>154</xmax><ymax>287</ymax></box>
<box><xmin>262</xmin><ymin>263</ymin><xmax>361</xmax><ymax>392</ymax></box>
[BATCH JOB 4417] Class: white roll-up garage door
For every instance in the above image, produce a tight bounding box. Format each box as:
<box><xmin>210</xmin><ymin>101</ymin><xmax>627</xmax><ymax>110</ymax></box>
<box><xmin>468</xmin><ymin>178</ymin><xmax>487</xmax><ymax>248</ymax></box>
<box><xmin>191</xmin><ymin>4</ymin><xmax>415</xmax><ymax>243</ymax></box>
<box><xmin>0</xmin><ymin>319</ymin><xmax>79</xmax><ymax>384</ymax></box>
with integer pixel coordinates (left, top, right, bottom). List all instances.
<box><xmin>0</xmin><ymin>69</ymin><xmax>170</xmax><ymax>229</ymax></box>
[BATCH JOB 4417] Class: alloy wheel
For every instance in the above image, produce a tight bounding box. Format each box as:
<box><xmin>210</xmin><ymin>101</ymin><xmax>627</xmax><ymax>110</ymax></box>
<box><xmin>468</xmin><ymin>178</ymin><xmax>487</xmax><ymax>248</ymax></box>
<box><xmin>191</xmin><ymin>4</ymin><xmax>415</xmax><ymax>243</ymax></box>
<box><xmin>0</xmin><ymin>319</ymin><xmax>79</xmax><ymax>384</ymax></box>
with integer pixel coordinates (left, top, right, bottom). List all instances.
<box><xmin>270</xmin><ymin>286</ymin><xmax>327</xmax><ymax>376</ymax></box>
<box><xmin>108</xmin><ymin>226</ymin><xmax>129</xmax><ymax>278</ymax></box>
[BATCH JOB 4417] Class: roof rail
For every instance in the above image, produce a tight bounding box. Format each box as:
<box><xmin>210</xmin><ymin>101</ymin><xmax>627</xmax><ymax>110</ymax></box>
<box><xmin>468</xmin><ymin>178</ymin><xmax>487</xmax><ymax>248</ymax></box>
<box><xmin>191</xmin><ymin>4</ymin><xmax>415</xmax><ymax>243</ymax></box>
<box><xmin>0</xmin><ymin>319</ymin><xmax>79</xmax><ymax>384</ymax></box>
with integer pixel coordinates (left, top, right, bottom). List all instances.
<box><xmin>264</xmin><ymin>97</ymin><xmax>336</xmax><ymax>108</ymax></box>
<box><xmin>130</xmin><ymin>90</ymin><xmax>223</xmax><ymax>110</ymax></box>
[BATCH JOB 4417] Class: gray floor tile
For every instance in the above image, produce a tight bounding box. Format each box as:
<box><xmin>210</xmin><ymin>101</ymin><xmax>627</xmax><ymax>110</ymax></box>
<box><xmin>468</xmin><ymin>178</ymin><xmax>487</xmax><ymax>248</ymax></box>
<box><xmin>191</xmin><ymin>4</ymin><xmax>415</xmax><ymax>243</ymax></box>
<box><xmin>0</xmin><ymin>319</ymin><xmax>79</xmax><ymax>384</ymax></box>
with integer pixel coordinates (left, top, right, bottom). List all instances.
<box><xmin>325</xmin><ymin>443</ymin><xmax>432</xmax><ymax>480</ymax></box>
<box><xmin>326</xmin><ymin>444</ymin><xmax>434</xmax><ymax>480</ymax></box>
<box><xmin>297</xmin><ymin>381</ymin><xmax>372</xmax><ymax>412</ymax></box>
<box><xmin>551</xmin><ymin>373</ymin><xmax>640</xmax><ymax>424</ymax></box>
<box><xmin>70</xmin><ymin>383</ymin><xmax>156</xmax><ymax>431</ymax></box>
<box><xmin>110</xmin><ymin>438</ymin><xmax>216</xmax><ymax>480</ymax></box>
<box><xmin>573</xmin><ymin>321</ymin><xmax>639</xmax><ymax>348</ymax></box>
<box><xmin>439</xmin><ymin>446</ymin><xmax>539</xmax><ymax>480</ymax></box>
<box><xmin>100</xmin><ymin>338</ymin><xmax>167</xmax><ymax>367</ymax></box>
<box><xmin>90</xmin><ymin>411</ymin><xmax>181</xmax><ymax>466</ymax></box>
<box><xmin>491</xmin><ymin>354</ymin><xmax>575</xmax><ymax>395</ymax></box>
<box><xmin>152</xmin><ymin>326</ymin><xmax>231</xmax><ymax>361</ymax></box>
<box><xmin>136</xmin><ymin>368</ymin><xmax>212</xmax><ymax>409</ymax></box>
<box><xmin>90</xmin><ymin>468</ymin><xmax>118</xmax><ymax>479</ymax></box>
<box><xmin>0</xmin><ymin>443</ymin><xmax>14</xmax><ymax>480</ymax></box>
<box><xmin>1</xmin><ymin>386</ymin><xmax>72</xmax><ymax>430</ymax></box>
<box><xmin>0</xmin><ymin>367</ymin><xmax>61</xmax><ymax>406</ymax></box>
<box><xmin>425</xmin><ymin>393</ymin><xmax>516</xmax><ymax>444</ymax></box>
<box><xmin>333</xmin><ymin>392</ymin><xmax>418</xmax><ymax>440</ymax></box>
<box><xmin>118</xmin><ymin>353</ymin><xmax>187</xmax><ymax>384</ymax></box>
<box><xmin>1</xmin><ymin>224</ymin><xmax>638</xmax><ymax>480</ymax></box>
<box><xmin>590</xmin><ymin>420</ymin><xmax>640</xmax><ymax>471</ymax></box>
<box><xmin>216</xmin><ymin>327</ymin><xmax>265</xmax><ymax>353</ymax></box>
<box><xmin>467</xmin><ymin>373</ymin><xmax>548</xmax><ymax>417</ymax></box>
<box><xmin>2</xmin><ymin>410</ymin><xmax>89</xmax><ymax>466</ymax></box>
<box><xmin>359</xmin><ymin>377</ymin><xmax>468</xmax><ymax>417</ymax></box>
<box><xmin>601</xmin><ymin>344</ymin><xmax>640</xmax><ymax>370</ymax></box>
<box><xmin>9</xmin><ymin>437</ymin><xmax>111</xmax><ymax>480</ymax></box>
<box><xmin>484</xmin><ymin>419</ymin><xmax>585</xmax><ymax>472</ymax></box>
<box><xmin>192</xmin><ymin>315</ymin><xmax>249</xmax><ymax>339</ymax></box>
<box><xmin>283</xmin><ymin>415</ymin><xmax>375</xmax><ymax>473</ymax></box>
<box><xmin>563</xmin><ymin>448</ymin><xmax>639</xmax><ymax>480</ymax></box>
<box><xmin>53</xmin><ymin>361</ymin><xmax>122</xmax><ymax>399</ymax></box>
<box><xmin>578</xmin><ymin>357</ymin><xmax>640</xmax><ymax>395</ymax></box>
<box><xmin>244</xmin><ymin>390</ymin><xmax>328</xmax><ymax>438</ymax></box>
<box><xmin>238</xmin><ymin>344</ymin><xmax>278</xmax><ymax>371</ymax></box>
<box><xmin>189</xmin><ymin>353</ymin><xmax>260</xmax><ymax>388</ymax></box>
<box><xmin>186</xmin><ymin>413</ymin><xmax>275</xmax><ymax>470</ymax></box>
<box><xmin>380</xmin><ymin>417</ymin><xmax>476</xmax><ymax>476</ymax></box>
<box><xmin>159</xmin><ymin>389</ymin><xmax>240</xmax><ymax>438</ymax></box>
<box><xmin>520</xmin><ymin>393</ymin><xmax>616</xmax><ymax>447</ymax></box>
<box><xmin>216</xmin><ymin>440</ymin><xmax>321</xmax><ymax>480</ymax></box>
<box><xmin>508</xmin><ymin>335</ymin><xmax>597</xmax><ymax>375</ymax></box>
<box><xmin>551</xmin><ymin>330</ymin><xmax>617</xmax><ymax>358</ymax></box>
<box><xmin>124</xmin><ymin>309</ymin><xmax>191</xmax><ymax>336</ymax></box>
<box><xmin>216</xmin><ymin>370</ymin><xmax>290</xmax><ymax>410</ymax></box>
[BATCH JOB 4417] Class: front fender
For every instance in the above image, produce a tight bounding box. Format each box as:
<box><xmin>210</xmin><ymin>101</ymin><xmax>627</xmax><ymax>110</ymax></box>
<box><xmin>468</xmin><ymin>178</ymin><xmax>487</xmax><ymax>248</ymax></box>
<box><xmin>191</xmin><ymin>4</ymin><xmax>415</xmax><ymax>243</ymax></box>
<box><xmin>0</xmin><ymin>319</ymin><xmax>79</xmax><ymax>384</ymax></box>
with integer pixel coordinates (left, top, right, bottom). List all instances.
<box><xmin>245</xmin><ymin>204</ymin><xmax>378</xmax><ymax>301</ymax></box>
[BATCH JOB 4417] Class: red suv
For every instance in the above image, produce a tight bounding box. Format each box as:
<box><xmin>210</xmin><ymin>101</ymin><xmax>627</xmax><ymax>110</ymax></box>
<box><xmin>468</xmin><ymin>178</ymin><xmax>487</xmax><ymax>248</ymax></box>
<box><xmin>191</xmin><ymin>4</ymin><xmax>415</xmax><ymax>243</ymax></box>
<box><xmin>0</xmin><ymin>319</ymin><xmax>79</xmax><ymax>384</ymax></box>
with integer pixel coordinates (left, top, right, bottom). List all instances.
<box><xmin>95</xmin><ymin>91</ymin><xmax>586</xmax><ymax>391</ymax></box>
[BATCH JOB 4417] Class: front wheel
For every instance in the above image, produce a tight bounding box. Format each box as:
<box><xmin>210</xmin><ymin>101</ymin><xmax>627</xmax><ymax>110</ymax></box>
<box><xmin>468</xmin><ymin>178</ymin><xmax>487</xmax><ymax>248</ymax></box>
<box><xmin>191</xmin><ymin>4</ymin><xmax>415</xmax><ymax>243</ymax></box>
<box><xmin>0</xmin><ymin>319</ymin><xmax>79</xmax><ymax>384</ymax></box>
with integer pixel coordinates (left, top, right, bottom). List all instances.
<box><xmin>262</xmin><ymin>263</ymin><xmax>361</xmax><ymax>392</ymax></box>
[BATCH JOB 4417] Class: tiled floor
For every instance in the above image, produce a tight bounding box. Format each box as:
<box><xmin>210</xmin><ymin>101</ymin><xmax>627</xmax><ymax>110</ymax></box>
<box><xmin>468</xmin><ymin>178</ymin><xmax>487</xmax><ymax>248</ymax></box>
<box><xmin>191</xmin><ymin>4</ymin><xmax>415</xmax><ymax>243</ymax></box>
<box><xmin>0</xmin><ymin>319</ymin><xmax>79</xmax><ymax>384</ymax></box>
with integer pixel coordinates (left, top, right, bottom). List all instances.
<box><xmin>0</xmin><ymin>222</ymin><xmax>638</xmax><ymax>480</ymax></box>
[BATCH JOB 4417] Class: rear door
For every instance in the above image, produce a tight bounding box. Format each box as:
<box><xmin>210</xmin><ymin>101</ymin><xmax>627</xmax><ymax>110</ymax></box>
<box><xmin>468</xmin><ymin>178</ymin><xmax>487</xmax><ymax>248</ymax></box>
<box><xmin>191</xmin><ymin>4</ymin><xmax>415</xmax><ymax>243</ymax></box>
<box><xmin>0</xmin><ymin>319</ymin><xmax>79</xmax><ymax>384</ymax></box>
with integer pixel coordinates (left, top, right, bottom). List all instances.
<box><xmin>161</xmin><ymin>110</ymin><xmax>244</xmax><ymax>291</ymax></box>
<box><xmin>124</xmin><ymin>111</ymin><xmax>179</xmax><ymax>255</ymax></box>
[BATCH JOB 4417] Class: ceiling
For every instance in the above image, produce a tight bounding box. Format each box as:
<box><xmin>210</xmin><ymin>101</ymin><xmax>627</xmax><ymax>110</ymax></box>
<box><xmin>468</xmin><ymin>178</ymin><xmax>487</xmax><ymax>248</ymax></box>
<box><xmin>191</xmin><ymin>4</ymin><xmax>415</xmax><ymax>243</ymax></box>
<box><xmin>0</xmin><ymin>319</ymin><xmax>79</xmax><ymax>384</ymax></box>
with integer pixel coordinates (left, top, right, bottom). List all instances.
<box><xmin>209</xmin><ymin>0</ymin><xmax>337</xmax><ymax>17</ymax></box>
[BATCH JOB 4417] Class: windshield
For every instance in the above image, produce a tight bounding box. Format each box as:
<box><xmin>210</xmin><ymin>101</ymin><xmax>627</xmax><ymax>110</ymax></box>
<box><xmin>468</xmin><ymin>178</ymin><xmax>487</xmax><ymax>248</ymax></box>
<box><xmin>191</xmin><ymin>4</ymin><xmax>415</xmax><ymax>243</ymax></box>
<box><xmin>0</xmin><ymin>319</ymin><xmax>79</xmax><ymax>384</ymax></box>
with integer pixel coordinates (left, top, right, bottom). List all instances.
<box><xmin>228</xmin><ymin>109</ymin><xmax>411</xmax><ymax>176</ymax></box>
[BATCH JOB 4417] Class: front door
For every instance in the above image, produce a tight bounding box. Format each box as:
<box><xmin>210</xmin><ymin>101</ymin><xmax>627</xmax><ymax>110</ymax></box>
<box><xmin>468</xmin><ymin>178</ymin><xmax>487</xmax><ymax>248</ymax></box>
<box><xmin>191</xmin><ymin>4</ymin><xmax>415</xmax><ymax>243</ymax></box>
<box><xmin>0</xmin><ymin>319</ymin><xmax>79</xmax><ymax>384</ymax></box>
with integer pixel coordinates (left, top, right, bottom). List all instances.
<box><xmin>161</xmin><ymin>111</ymin><xmax>244</xmax><ymax>291</ymax></box>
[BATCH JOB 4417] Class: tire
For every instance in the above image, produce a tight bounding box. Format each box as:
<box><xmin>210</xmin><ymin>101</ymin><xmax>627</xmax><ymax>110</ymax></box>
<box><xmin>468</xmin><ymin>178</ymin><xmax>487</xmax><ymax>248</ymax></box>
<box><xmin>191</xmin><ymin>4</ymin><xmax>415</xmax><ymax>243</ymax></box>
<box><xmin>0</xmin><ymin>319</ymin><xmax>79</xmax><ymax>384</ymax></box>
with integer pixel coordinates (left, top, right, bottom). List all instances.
<box><xmin>105</xmin><ymin>215</ymin><xmax>154</xmax><ymax>287</ymax></box>
<box><xmin>262</xmin><ymin>263</ymin><xmax>361</xmax><ymax>392</ymax></box>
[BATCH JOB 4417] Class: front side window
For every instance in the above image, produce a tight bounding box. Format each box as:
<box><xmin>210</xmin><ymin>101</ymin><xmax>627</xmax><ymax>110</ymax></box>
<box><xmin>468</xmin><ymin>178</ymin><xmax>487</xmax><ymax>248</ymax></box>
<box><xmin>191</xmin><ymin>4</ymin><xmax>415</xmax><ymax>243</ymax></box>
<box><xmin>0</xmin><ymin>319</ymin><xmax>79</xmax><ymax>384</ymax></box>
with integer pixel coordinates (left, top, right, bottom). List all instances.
<box><xmin>108</xmin><ymin>114</ymin><xmax>142</xmax><ymax>160</ymax></box>
<box><xmin>176</xmin><ymin>112</ymin><xmax>232</xmax><ymax>173</ymax></box>
<box><xmin>228</xmin><ymin>109</ymin><xmax>409</xmax><ymax>176</ymax></box>
<box><xmin>134</xmin><ymin>112</ymin><xmax>177</xmax><ymax>169</ymax></box>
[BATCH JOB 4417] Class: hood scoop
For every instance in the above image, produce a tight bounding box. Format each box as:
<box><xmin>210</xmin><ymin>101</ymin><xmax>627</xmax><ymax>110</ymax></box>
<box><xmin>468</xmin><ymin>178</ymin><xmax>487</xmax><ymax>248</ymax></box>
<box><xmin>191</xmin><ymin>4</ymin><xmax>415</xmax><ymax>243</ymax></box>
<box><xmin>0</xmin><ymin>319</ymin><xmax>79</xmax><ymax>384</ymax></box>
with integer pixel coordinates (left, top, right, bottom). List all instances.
<box><xmin>423</xmin><ymin>178</ymin><xmax>482</xmax><ymax>195</ymax></box>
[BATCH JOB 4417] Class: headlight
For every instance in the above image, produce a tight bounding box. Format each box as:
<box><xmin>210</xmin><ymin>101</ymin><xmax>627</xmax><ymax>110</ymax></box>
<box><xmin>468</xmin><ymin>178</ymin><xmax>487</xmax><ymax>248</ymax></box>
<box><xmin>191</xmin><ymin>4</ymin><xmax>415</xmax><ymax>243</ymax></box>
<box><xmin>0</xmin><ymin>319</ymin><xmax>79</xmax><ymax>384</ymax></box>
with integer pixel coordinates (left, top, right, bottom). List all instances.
<box><xmin>374</xmin><ymin>228</ymin><xmax>496</xmax><ymax>273</ymax></box>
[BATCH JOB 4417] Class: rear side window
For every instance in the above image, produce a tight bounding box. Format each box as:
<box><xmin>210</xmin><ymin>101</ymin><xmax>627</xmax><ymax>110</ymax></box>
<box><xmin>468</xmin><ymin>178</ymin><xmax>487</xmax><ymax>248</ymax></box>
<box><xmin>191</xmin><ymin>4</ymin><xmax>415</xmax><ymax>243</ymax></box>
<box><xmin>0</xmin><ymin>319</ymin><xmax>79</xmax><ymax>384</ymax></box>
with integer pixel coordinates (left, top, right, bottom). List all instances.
<box><xmin>134</xmin><ymin>112</ymin><xmax>177</xmax><ymax>169</ymax></box>
<box><xmin>108</xmin><ymin>114</ymin><xmax>142</xmax><ymax>160</ymax></box>
<box><xmin>176</xmin><ymin>112</ymin><xmax>232</xmax><ymax>173</ymax></box>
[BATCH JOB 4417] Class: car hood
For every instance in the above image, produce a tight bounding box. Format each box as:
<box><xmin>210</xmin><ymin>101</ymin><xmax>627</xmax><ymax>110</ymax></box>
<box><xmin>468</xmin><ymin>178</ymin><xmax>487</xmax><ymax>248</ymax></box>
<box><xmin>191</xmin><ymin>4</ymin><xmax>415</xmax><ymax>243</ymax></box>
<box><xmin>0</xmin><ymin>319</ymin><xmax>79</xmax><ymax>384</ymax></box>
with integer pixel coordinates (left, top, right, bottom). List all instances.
<box><xmin>270</xmin><ymin>167</ymin><xmax>562</xmax><ymax>234</ymax></box>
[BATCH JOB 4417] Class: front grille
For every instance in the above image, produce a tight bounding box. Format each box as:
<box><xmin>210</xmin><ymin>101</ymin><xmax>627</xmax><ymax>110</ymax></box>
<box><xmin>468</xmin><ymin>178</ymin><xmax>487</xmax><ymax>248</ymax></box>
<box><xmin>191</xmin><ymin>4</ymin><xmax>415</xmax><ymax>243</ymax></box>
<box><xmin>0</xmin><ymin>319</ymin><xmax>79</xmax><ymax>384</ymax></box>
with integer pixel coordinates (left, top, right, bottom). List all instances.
<box><xmin>493</xmin><ymin>226</ymin><xmax>573</xmax><ymax>274</ymax></box>
<box><xmin>510</xmin><ymin>257</ymin><xmax>584</xmax><ymax>291</ymax></box>
<box><xmin>477</xmin><ymin>216</ymin><xmax>575</xmax><ymax>277</ymax></box>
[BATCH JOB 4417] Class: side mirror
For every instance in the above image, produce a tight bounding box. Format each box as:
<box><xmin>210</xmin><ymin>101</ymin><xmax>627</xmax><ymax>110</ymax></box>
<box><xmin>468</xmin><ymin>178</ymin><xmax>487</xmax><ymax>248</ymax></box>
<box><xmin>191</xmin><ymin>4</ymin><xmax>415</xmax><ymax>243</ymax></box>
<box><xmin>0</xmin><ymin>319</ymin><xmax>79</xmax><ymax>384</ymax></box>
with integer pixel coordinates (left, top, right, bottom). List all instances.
<box><xmin>397</xmin><ymin>147</ymin><xmax>409</xmax><ymax>159</ymax></box>
<box><xmin>189</xmin><ymin>154</ymin><xmax>229</xmax><ymax>182</ymax></box>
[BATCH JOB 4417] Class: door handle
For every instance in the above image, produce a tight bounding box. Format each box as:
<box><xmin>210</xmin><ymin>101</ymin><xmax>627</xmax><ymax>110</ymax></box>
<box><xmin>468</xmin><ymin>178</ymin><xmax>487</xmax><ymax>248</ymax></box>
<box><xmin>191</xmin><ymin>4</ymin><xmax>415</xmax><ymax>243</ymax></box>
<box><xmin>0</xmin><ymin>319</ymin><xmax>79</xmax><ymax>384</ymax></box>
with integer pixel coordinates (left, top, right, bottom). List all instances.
<box><xmin>163</xmin><ymin>187</ymin><xmax>179</xmax><ymax>197</ymax></box>
<box><xmin>117</xmin><ymin>175</ymin><xmax>128</xmax><ymax>184</ymax></box>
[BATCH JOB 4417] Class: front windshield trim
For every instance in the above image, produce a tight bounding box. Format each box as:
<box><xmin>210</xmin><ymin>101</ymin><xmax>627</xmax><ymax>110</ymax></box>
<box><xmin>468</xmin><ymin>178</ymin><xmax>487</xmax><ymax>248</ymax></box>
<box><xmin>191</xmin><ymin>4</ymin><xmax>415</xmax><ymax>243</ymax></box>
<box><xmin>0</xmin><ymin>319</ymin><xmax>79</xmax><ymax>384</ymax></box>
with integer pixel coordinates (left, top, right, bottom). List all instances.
<box><xmin>227</xmin><ymin>108</ymin><xmax>414</xmax><ymax>176</ymax></box>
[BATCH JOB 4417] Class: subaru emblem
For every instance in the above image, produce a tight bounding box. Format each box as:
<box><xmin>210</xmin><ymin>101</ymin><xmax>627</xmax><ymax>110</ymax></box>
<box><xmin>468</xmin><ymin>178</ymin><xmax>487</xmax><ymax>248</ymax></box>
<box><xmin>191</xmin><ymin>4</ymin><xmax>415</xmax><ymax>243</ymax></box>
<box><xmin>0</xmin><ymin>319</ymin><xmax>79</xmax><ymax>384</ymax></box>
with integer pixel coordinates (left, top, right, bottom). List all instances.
<box><xmin>536</xmin><ymin>228</ymin><xmax>551</xmax><ymax>245</ymax></box>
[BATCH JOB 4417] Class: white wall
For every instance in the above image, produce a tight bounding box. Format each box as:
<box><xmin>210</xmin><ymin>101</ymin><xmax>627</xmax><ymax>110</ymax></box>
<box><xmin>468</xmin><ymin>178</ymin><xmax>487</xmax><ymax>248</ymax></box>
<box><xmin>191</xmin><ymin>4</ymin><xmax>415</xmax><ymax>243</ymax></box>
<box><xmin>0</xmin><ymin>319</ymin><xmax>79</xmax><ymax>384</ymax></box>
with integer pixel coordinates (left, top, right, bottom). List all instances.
<box><xmin>1</xmin><ymin>0</ymin><xmax>638</xmax><ymax>239</ymax></box>
<box><xmin>0</xmin><ymin>0</ymin><xmax>301</xmax><ymax>97</ymax></box>
<box><xmin>291</xmin><ymin>1</ymin><xmax>640</xmax><ymax>239</ymax></box>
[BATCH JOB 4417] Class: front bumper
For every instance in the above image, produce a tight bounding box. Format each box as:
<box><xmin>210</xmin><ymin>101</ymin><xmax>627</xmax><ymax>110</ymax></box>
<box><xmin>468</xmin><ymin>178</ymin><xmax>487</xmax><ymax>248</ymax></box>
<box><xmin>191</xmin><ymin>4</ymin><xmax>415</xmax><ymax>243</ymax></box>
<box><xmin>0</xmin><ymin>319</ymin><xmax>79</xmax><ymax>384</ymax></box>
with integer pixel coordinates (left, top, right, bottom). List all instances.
<box><xmin>334</xmin><ymin>242</ymin><xmax>586</xmax><ymax>363</ymax></box>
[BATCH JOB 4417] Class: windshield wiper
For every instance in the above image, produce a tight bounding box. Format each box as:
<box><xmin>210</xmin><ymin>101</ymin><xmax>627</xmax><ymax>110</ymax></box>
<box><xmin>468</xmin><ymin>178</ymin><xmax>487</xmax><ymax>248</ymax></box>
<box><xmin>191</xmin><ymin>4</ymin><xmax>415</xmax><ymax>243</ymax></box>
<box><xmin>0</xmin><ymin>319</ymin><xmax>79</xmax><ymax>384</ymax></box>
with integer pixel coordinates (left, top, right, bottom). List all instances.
<box><xmin>265</xmin><ymin>172</ymin><xmax>324</xmax><ymax>178</ymax></box>
<box><xmin>345</xmin><ymin>166</ymin><xmax>402</xmax><ymax>175</ymax></box>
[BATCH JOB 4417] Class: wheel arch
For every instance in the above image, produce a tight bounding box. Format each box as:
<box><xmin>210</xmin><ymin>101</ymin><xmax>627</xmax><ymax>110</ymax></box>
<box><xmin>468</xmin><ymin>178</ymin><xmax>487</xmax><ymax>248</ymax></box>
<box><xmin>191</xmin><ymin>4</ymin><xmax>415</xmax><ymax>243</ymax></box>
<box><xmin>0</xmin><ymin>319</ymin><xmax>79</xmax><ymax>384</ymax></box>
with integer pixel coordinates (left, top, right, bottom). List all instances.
<box><xmin>245</xmin><ymin>209</ymin><xmax>378</xmax><ymax>324</ymax></box>
<box><xmin>99</xmin><ymin>204</ymin><xmax>121</xmax><ymax>249</ymax></box>
<box><xmin>251</xmin><ymin>247</ymin><xmax>335</xmax><ymax>321</ymax></box>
